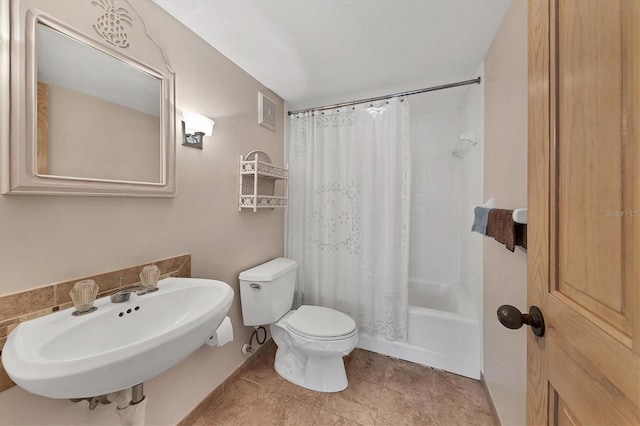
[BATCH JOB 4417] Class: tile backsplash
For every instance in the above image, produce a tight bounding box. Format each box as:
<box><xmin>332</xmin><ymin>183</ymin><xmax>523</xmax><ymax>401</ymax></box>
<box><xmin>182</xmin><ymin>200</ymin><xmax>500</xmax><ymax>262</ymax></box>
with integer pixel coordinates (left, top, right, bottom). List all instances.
<box><xmin>0</xmin><ymin>253</ymin><xmax>191</xmax><ymax>392</ymax></box>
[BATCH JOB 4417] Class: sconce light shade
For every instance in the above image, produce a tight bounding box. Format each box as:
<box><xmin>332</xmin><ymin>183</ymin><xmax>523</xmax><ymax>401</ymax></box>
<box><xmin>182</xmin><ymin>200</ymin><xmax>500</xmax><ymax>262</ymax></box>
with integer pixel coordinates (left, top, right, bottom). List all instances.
<box><xmin>183</xmin><ymin>112</ymin><xmax>215</xmax><ymax>136</ymax></box>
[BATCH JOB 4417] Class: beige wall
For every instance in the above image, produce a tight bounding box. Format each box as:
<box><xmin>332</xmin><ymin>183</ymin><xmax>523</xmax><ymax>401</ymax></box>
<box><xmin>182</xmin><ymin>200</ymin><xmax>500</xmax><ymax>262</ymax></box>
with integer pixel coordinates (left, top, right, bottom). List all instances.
<box><xmin>0</xmin><ymin>0</ymin><xmax>284</xmax><ymax>424</ymax></box>
<box><xmin>482</xmin><ymin>1</ymin><xmax>528</xmax><ymax>425</ymax></box>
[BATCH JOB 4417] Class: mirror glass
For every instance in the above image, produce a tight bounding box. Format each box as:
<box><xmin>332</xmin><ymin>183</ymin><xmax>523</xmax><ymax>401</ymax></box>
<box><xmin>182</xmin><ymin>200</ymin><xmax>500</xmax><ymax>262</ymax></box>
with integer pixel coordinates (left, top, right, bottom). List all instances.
<box><xmin>36</xmin><ymin>23</ymin><xmax>162</xmax><ymax>183</ymax></box>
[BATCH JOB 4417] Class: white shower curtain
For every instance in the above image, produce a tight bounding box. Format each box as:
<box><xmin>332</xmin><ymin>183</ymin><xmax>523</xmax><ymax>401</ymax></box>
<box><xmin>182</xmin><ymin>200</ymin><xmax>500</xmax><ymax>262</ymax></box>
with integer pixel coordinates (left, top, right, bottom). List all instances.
<box><xmin>287</xmin><ymin>98</ymin><xmax>411</xmax><ymax>341</ymax></box>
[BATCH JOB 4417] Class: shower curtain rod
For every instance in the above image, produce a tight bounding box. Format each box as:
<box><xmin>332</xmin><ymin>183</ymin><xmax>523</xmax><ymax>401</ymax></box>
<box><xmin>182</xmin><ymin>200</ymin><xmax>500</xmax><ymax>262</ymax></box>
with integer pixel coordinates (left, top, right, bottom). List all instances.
<box><xmin>287</xmin><ymin>77</ymin><xmax>481</xmax><ymax>116</ymax></box>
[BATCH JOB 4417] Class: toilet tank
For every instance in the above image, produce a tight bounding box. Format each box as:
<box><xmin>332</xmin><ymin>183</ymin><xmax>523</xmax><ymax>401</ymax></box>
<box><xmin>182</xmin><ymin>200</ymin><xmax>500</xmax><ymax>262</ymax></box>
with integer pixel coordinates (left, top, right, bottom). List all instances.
<box><xmin>239</xmin><ymin>258</ymin><xmax>297</xmax><ymax>326</ymax></box>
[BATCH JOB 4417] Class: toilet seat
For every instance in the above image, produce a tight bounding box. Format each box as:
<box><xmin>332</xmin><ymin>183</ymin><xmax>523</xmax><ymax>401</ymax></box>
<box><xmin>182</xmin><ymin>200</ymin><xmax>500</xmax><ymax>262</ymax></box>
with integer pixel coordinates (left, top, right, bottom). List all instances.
<box><xmin>286</xmin><ymin>305</ymin><xmax>357</xmax><ymax>341</ymax></box>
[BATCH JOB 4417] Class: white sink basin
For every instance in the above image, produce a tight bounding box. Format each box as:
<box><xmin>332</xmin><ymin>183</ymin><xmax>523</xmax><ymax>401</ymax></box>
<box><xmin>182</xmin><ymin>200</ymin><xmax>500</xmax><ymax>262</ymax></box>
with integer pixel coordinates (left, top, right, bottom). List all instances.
<box><xmin>1</xmin><ymin>277</ymin><xmax>233</xmax><ymax>399</ymax></box>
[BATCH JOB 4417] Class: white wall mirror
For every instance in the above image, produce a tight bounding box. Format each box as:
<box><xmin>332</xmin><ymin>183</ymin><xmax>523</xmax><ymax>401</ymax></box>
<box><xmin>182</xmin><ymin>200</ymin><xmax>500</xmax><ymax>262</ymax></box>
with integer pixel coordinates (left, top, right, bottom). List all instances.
<box><xmin>37</xmin><ymin>24</ymin><xmax>163</xmax><ymax>183</ymax></box>
<box><xmin>1</xmin><ymin>1</ymin><xmax>176</xmax><ymax>196</ymax></box>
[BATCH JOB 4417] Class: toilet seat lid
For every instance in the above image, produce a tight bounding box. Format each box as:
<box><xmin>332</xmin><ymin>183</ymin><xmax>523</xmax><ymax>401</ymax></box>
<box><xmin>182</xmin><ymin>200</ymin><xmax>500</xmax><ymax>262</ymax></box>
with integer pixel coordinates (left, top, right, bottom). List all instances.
<box><xmin>287</xmin><ymin>305</ymin><xmax>356</xmax><ymax>338</ymax></box>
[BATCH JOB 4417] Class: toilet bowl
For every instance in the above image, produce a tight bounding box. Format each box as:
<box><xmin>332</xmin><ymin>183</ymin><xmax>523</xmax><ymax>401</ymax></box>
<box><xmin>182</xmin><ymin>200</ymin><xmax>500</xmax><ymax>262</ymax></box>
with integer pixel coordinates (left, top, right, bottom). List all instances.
<box><xmin>271</xmin><ymin>306</ymin><xmax>357</xmax><ymax>392</ymax></box>
<box><xmin>239</xmin><ymin>258</ymin><xmax>358</xmax><ymax>392</ymax></box>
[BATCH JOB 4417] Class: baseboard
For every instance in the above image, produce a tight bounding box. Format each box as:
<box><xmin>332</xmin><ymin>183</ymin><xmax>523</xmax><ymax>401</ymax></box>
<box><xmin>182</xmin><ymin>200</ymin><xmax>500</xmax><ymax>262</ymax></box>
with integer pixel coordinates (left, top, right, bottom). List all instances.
<box><xmin>177</xmin><ymin>339</ymin><xmax>275</xmax><ymax>426</ymax></box>
<box><xmin>481</xmin><ymin>372</ymin><xmax>501</xmax><ymax>426</ymax></box>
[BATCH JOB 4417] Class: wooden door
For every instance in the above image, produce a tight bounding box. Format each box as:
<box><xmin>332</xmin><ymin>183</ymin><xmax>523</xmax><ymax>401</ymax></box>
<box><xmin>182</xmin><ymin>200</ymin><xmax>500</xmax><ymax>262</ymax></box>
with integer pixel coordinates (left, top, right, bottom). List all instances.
<box><xmin>528</xmin><ymin>0</ymin><xmax>639</xmax><ymax>424</ymax></box>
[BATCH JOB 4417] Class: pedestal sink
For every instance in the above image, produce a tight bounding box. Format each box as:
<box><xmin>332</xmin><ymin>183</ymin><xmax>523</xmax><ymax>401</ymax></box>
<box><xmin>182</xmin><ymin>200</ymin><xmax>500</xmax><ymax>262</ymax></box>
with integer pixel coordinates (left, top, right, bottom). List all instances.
<box><xmin>2</xmin><ymin>277</ymin><xmax>233</xmax><ymax>399</ymax></box>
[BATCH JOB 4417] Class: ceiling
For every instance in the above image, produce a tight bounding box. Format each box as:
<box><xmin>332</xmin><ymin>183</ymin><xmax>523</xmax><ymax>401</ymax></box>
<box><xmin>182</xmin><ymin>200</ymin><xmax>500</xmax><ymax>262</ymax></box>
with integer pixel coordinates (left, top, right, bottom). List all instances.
<box><xmin>153</xmin><ymin>0</ymin><xmax>510</xmax><ymax>112</ymax></box>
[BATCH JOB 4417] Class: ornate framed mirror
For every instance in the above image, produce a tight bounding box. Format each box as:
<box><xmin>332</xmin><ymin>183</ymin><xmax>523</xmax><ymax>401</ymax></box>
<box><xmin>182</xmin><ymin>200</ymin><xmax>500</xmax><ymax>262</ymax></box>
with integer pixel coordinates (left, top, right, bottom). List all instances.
<box><xmin>1</xmin><ymin>0</ymin><xmax>176</xmax><ymax>196</ymax></box>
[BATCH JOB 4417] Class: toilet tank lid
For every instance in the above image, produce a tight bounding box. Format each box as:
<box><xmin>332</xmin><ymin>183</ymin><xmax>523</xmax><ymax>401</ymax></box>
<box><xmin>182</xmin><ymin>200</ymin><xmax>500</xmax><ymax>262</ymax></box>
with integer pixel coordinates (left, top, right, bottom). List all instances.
<box><xmin>239</xmin><ymin>258</ymin><xmax>297</xmax><ymax>282</ymax></box>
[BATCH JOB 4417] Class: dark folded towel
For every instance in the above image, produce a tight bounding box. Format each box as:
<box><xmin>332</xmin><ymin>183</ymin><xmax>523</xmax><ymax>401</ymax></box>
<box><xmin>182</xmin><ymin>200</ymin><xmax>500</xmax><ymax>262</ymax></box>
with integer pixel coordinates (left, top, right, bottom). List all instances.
<box><xmin>486</xmin><ymin>209</ymin><xmax>519</xmax><ymax>251</ymax></box>
<box><xmin>515</xmin><ymin>223</ymin><xmax>527</xmax><ymax>249</ymax></box>
<box><xmin>471</xmin><ymin>206</ymin><xmax>491</xmax><ymax>234</ymax></box>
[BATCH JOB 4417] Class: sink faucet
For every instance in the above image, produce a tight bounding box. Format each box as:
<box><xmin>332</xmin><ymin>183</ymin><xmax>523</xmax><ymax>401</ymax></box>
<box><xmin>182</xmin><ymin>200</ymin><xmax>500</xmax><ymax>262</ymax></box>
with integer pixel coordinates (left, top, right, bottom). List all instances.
<box><xmin>110</xmin><ymin>286</ymin><xmax>150</xmax><ymax>303</ymax></box>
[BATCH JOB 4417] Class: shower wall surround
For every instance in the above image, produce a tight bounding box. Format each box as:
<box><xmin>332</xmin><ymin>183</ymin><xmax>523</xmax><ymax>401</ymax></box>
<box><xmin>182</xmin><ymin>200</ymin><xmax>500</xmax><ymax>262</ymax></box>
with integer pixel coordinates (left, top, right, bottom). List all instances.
<box><xmin>409</xmin><ymin>110</ymin><xmax>462</xmax><ymax>284</ymax></box>
<box><xmin>409</xmin><ymin>77</ymin><xmax>484</xmax><ymax>315</ymax></box>
<box><xmin>0</xmin><ymin>0</ymin><xmax>284</xmax><ymax>424</ymax></box>
<box><xmin>459</xmin><ymin>66</ymin><xmax>484</xmax><ymax>321</ymax></box>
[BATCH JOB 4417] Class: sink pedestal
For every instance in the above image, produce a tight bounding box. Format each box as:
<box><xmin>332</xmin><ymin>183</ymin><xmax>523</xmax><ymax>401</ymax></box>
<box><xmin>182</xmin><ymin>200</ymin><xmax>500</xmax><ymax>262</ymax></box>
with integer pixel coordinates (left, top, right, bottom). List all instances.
<box><xmin>112</xmin><ymin>384</ymin><xmax>146</xmax><ymax>426</ymax></box>
<box><xmin>116</xmin><ymin>397</ymin><xmax>146</xmax><ymax>426</ymax></box>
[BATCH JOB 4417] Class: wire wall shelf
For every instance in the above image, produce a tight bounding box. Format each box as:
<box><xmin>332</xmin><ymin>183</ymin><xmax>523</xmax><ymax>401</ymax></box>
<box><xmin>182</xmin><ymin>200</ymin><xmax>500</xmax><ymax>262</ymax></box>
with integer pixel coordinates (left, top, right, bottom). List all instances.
<box><xmin>239</xmin><ymin>150</ymin><xmax>288</xmax><ymax>212</ymax></box>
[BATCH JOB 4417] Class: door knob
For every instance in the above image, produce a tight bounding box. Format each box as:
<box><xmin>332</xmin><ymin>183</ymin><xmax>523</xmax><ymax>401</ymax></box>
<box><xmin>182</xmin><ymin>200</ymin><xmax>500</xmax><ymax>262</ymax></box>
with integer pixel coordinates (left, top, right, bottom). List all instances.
<box><xmin>497</xmin><ymin>305</ymin><xmax>545</xmax><ymax>337</ymax></box>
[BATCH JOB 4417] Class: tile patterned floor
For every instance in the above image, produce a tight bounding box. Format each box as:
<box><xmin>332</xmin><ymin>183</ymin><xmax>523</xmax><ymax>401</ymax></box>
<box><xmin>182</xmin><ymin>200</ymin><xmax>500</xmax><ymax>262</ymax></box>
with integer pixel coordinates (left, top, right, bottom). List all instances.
<box><xmin>192</xmin><ymin>345</ymin><xmax>495</xmax><ymax>425</ymax></box>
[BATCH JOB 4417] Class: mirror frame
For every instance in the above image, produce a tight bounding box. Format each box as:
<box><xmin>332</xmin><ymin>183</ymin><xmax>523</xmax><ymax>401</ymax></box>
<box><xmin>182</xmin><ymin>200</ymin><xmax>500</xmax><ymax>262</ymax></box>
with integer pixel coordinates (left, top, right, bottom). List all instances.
<box><xmin>1</xmin><ymin>1</ymin><xmax>176</xmax><ymax>197</ymax></box>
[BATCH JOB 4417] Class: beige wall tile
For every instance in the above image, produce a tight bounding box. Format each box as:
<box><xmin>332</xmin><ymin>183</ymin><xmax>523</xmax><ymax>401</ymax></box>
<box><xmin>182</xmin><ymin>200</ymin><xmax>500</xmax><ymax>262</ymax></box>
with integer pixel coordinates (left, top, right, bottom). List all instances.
<box><xmin>155</xmin><ymin>254</ymin><xmax>190</xmax><ymax>277</ymax></box>
<box><xmin>0</xmin><ymin>255</ymin><xmax>191</xmax><ymax>319</ymax></box>
<box><xmin>0</xmin><ymin>364</ymin><xmax>14</xmax><ymax>393</ymax></box>
<box><xmin>176</xmin><ymin>255</ymin><xmax>191</xmax><ymax>278</ymax></box>
<box><xmin>0</xmin><ymin>286</ymin><xmax>55</xmax><ymax>323</ymax></box>
<box><xmin>6</xmin><ymin>323</ymin><xmax>18</xmax><ymax>335</ymax></box>
<box><xmin>53</xmin><ymin>254</ymin><xmax>190</xmax><ymax>305</ymax></box>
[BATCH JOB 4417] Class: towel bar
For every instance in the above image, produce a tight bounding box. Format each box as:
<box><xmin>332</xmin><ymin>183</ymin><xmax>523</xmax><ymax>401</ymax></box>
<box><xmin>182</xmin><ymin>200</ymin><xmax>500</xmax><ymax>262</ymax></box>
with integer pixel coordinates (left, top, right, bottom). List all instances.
<box><xmin>512</xmin><ymin>208</ymin><xmax>527</xmax><ymax>224</ymax></box>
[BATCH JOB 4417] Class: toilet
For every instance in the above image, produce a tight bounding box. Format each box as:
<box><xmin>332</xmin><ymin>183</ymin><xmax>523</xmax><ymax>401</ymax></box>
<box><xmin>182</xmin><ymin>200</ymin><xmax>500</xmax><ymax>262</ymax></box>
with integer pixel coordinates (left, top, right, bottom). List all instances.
<box><xmin>239</xmin><ymin>257</ymin><xmax>358</xmax><ymax>392</ymax></box>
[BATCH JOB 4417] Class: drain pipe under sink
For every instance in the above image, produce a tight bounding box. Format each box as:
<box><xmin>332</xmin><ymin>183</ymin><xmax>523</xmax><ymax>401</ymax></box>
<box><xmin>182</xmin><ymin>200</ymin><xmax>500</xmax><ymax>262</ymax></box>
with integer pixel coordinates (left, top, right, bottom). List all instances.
<box><xmin>108</xmin><ymin>383</ymin><xmax>146</xmax><ymax>426</ymax></box>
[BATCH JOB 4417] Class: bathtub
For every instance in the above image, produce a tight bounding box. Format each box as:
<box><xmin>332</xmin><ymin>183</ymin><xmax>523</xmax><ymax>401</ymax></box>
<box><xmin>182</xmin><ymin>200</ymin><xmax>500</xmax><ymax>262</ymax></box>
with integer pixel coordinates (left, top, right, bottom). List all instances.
<box><xmin>357</xmin><ymin>279</ymin><xmax>480</xmax><ymax>379</ymax></box>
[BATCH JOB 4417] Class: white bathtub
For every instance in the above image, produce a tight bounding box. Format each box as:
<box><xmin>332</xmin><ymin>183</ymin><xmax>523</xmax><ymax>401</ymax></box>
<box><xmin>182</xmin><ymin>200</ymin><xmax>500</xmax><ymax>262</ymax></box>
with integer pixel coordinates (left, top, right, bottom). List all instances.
<box><xmin>357</xmin><ymin>279</ymin><xmax>480</xmax><ymax>379</ymax></box>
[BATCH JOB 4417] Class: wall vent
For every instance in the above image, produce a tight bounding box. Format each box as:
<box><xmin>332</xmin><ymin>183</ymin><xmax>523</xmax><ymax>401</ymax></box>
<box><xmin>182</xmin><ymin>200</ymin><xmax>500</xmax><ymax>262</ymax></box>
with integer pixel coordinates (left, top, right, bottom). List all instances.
<box><xmin>258</xmin><ymin>92</ymin><xmax>276</xmax><ymax>131</ymax></box>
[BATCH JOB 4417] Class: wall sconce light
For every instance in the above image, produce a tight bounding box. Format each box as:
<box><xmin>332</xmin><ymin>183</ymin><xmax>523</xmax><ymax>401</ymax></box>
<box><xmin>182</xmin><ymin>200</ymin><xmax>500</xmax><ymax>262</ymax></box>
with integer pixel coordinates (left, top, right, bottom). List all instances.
<box><xmin>182</xmin><ymin>112</ymin><xmax>215</xmax><ymax>149</ymax></box>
